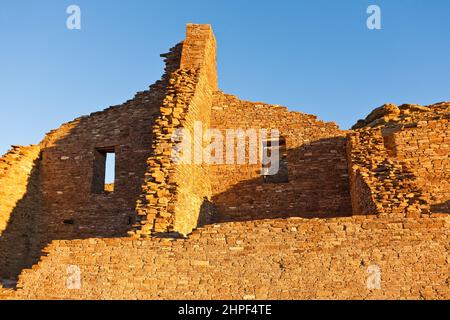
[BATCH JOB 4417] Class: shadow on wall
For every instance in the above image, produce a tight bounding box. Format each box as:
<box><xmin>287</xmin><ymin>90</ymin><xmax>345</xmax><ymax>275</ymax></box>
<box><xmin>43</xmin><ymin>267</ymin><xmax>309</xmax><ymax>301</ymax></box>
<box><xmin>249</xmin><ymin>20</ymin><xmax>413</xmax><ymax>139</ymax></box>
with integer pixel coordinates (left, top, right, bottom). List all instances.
<box><xmin>0</xmin><ymin>136</ymin><xmax>353</xmax><ymax>284</ymax></box>
<box><xmin>197</xmin><ymin>197</ymin><xmax>217</xmax><ymax>227</ymax></box>
<box><xmin>209</xmin><ymin>137</ymin><xmax>354</xmax><ymax>224</ymax></box>
<box><xmin>431</xmin><ymin>200</ymin><xmax>450</xmax><ymax>214</ymax></box>
<box><xmin>0</xmin><ymin>157</ymin><xmax>41</xmax><ymax>286</ymax></box>
<box><xmin>2</xmin><ymin>131</ymin><xmax>446</xmax><ymax>285</ymax></box>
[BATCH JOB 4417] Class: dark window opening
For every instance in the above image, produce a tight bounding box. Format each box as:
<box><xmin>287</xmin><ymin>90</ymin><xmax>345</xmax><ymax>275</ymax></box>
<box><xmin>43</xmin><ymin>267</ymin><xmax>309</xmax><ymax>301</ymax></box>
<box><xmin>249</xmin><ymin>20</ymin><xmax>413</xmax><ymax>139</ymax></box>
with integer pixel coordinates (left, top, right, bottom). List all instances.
<box><xmin>92</xmin><ymin>147</ymin><xmax>116</xmax><ymax>194</ymax></box>
<box><xmin>262</xmin><ymin>137</ymin><xmax>288</xmax><ymax>183</ymax></box>
<box><xmin>127</xmin><ymin>216</ymin><xmax>134</xmax><ymax>226</ymax></box>
<box><xmin>63</xmin><ymin>219</ymin><xmax>75</xmax><ymax>225</ymax></box>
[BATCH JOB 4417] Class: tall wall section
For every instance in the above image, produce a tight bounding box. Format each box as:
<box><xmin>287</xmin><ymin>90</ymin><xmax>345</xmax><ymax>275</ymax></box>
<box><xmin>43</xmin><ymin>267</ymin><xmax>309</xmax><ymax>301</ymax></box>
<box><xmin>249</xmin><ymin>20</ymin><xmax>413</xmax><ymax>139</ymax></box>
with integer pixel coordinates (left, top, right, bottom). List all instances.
<box><xmin>134</xmin><ymin>24</ymin><xmax>217</xmax><ymax>237</ymax></box>
<box><xmin>209</xmin><ymin>92</ymin><xmax>352</xmax><ymax>222</ymax></box>
<box><xmin>0</xmin><ymin>145</ymin><xmax>41</xmax><ymax>278</ymax></box>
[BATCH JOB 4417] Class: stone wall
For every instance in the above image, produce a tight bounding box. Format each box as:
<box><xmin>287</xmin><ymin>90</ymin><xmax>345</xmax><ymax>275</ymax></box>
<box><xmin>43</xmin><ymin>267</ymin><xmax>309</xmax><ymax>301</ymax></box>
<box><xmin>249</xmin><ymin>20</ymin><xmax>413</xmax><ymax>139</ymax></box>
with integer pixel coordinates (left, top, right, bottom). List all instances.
<box><xmin>347</xmin><ymin>128</ymin><xmax>429</xmax><ymax>217</ymax></box>
<box><xmin>180</xmin><ymin>24</ymin><xmax>218</xmax><ymax>92</ymax></box>
<box><xmin>30</xmin><ymin>37</ymin><xmax>186</xmax><ymax>246</ymax></box>
<box><xmin>387</xmin><ymin>120</ymin><xmax>450</xmax><ymax>213</ymax></box>
<box><xmin>0</xmin><ymin>24</ymin><xmax>448</xmax><ymax>299</ymax></box>
<box><xmin>0</xmin><ymin>35</ymin><xmax>183</xmax><ymax>280</ymax></box>
<box><xmin>0</xmin><ymin>145</ymin><xmax>41</xmax><ymax>278</ymax></box>
<box><xmin>134</xmin><ymin>24</ymin><xmax>217</xmax><ymax>237</ymax></box>
<box><xmin>347</xmin><ymin>102</ymin><xmax>449</xmax><ymax>217</ymax></box>
<box><xmin>172</xmin><ymin>25</ymin><xmax>216</xmax><ymax>235</ymax></box>
<box><xmin>133</xmin><ymin>69</ymin><xmax>201</xmax><ymax>236</ymax></box>
<box><xmin>209</xmin><ymin>92</ymin><xmax>352</xmax><ymax>222</ymax></box>
<box><xmin>35</xmin><ymin>81</ymin><xmax>166</xmax><ymax>243</ymax></box>
<box><xmin>7</xmin><ymin>215</ymin><xmax>449</xmax><ymax>300</ymax></box>
<box><xmin>172</xmin><ymin>69</ymin><xmax>215</xmax><ymax>235</ymax></box>
<box><xmin>0</xmin><ymin>145</ymin><xmax>41</xmax><ymax>234</ymax></box>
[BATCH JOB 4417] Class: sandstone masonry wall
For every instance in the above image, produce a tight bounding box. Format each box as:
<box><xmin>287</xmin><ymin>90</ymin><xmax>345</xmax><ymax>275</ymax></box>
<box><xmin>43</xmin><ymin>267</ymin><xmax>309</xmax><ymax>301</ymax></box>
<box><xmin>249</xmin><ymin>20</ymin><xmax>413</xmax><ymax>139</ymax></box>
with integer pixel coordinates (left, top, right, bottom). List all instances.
<box><xmin>134</xmin><ymin>69</ymin><xmax>200</xmax><ymax>236</ymax></box>
<box><xmin>0</xmin><ymin>145</ymin><xmax>41</xmax><ymax>278</ymax></box>
<box><xmin>134</xmin><ymin>24</ymin><xmax>217</xmax><ymax>236</ymax></box>
<box><xmin>347</xmin><ymin>111</ymin><xmax>449</xmax><ymax>217</ymax></box>
<box><xmin>0</xmin><ymin>39</ymin><xmax>182</xmax><ymax>280</ymax></box>
<box><xmin>1</xmin><ymin>24</ymin><xmax>448</xmax><ymax>300</ymax></box>
<box><xmin>173</xmin><ymin>25</ymin><xmax>216</xmax><ymax>235</ymax></box>
<box><xmin>387</xmin><ymin>120</ymin><xmax>450</xmax><ymax>213</ymax></box>
<box><xmin>348</xmin><ymin>103</ymin><xmax>449</xmax><ymax>216</ymax></box>
<box><xmin>0</xmin><ymin>145</ymin><xmax>41</xmax><ymax>234</ymax></box>
<box><xmin>8</xmin><ymin>215</ymin><xmax>449</xmax><ymax>300</ymax></box>
<box><xmin>172</xmin><ymin>69</ymin><xmax>215</xmax><ymax>235</ymax></box>
<box><xmin>180</xmin><ymin>24</ymin><xmax>218</xmax><ymax>92</ymax></box>
<box><xmin>347</xmin><ymin>128</ymin><xmax>430</xmax><ymax>217</ymax></box>
<box><xmin>0</xmin><ymin>286</ymin><xmax>13</xmax><ymax>299</ymax></box>
<box><xmin>35</xmin><ymin>82</ymin><xmax>166</xmax><ymax>243</ymax></box>
<box><xmin>209</xmin><ymin>92</ymin><xmax>352</xmax><ymax>222</ymax></box>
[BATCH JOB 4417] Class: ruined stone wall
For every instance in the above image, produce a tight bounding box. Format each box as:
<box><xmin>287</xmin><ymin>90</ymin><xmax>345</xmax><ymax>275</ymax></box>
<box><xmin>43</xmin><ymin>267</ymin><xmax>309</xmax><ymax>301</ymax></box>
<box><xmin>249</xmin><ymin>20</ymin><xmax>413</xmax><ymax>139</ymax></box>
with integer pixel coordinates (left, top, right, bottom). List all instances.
<box><xmin>7</xmin><ymin>215</ymin><xmax>449</xmax><ymax>300</ymax></box>
<box><xmin>173</xmin><ymin>25</ymin><xmax>216</xmax><ymax>235</ymax></box>
<box><xmin>0</xmin><ymin>38</ymin><xmax>183</xmax><ymax>280</ymax></box>
<box><xmin>172</xmin><ymin>70</ymin><xmax>215</xmax><ymax>235</ymax></box>
<box><xmin>180</xmin><ymin>24</ymin><xmax>218</xmax><ymax>92</ymax></box>
<box><xmin>209</xmin><ymin>92</ymin><xmax>352</xmax><ymax>222</ymax></box>
<box><xmin>0</xmin><ymin>145</ymin><xmax>41</xmax><ymax>234</ymax></box>
<box><xmin>1</xmin><ymin>24</ymin><xmax>448</xmax><ymax>300</ymax></box>
<box><xmin>0</xmin><ymin>145</ymin><xmax>41</xmax><ymax>278</ymax></box>
<box><xmin>31</xmin><ymin>41</ymin><xmax>184</xmax><ymax>247</ymax></box>
<box><xmin>133</xmin><ymin>69</ymin><xmax>199</xmax><ymax>236</ymax></box>
<box><xmin>348</xmin><ymin>103</ymin><xmax>449</xmax><ymax>216</ymax></box>
<box><xmin>347</xmin><ymin>128</ymin><xmax>429</xmax><ymax>217</ymax></box>
<box><xmin>36</xmin><ymin>85</ymin><xmax>165</xmax><ymax>244</ymax></box>
<box><xmin>135</xmin><ymin>24</ymin><xmax>217</xmax><ymax>236</ymax></box>
<box><xmin>386</xmin><ymin>120</ymin><xmax>450</xmax><ymax>213</ymax></box>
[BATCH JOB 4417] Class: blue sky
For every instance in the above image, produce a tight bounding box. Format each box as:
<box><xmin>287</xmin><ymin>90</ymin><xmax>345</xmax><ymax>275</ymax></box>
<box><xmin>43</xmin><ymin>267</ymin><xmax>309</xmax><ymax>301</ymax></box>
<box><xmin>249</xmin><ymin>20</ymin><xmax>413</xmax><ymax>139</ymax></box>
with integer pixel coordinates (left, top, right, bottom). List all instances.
<box><xmin>1</xmin><ymin>0</ymin><xmax>450</xmax><ymax>157</ymax></box>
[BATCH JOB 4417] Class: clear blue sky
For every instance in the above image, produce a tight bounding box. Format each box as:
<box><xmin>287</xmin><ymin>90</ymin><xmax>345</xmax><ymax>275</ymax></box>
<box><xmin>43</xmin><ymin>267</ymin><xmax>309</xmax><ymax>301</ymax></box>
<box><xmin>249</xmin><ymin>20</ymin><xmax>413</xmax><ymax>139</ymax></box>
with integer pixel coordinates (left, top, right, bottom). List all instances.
<box><xmin>1</xmin><ymin>0</ymin><xmax>450</xmax><ymax>156</ymax></box>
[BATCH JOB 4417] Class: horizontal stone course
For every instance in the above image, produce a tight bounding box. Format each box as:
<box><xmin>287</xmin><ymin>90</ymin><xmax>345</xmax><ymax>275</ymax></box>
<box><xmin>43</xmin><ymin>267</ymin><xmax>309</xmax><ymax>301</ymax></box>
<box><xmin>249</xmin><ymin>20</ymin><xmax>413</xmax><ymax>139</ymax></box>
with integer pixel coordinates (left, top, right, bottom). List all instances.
<box><xmin>5</xmin><ymin>215</ymin><xmax>449</xmax><ymax>300</ymax></box>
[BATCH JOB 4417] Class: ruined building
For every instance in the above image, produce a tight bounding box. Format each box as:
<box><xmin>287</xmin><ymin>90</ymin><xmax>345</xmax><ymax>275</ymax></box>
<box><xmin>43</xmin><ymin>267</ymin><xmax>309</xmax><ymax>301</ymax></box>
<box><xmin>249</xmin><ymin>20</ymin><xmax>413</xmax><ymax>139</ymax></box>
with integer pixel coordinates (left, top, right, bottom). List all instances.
<box><xmin>0</xmin><ymin>24</ymin><xmax>449</xmax><ymax>300</ymax></box>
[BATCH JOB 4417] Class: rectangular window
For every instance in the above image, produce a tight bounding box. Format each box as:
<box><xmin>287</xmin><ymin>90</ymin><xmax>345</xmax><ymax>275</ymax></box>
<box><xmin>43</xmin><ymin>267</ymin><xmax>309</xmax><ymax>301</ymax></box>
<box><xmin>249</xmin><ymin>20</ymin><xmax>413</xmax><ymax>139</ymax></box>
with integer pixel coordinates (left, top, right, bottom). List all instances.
<box><xmin>92</xmin><ymin>147</ymin><xmax>116</xmax><ymax>194</ymax></box>
<box><xmin>262</xmin><ymin>137</ymin><xmax>288</xmax><ymax>183</ymax></box>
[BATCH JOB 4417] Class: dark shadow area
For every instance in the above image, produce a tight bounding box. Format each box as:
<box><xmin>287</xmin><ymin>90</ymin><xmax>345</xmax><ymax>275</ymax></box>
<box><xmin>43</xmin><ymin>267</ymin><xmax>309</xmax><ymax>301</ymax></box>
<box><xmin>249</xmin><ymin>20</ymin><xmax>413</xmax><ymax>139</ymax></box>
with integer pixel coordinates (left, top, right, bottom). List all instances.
<box><xmin>431</xmin><ymin>200</ymin><xmax>450</xmax><ymax>214</ymax></box>
<box><xmin>210</xmin><ymin>137</ymin><xmax>354</xmax><ymax>224</ymax></box>
<box><xmin>197</xmin><ymin>197</ymin><xmax>217</xmax><ymax>228</ymax></box>
<box><xmin>0</xmin><ymin>157</ymin><xmax>41</xmax><ymax>287</ymax></box>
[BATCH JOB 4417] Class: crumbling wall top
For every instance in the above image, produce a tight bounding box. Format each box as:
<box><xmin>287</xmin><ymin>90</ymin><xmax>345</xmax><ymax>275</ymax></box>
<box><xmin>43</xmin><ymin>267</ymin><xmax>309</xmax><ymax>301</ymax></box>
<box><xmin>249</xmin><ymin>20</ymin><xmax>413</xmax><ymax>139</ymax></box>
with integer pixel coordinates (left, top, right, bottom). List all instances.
<box><xmin>180</xmin><ymin>24</ymin><xmax>218</xmax><ymax>91</ymax></box>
